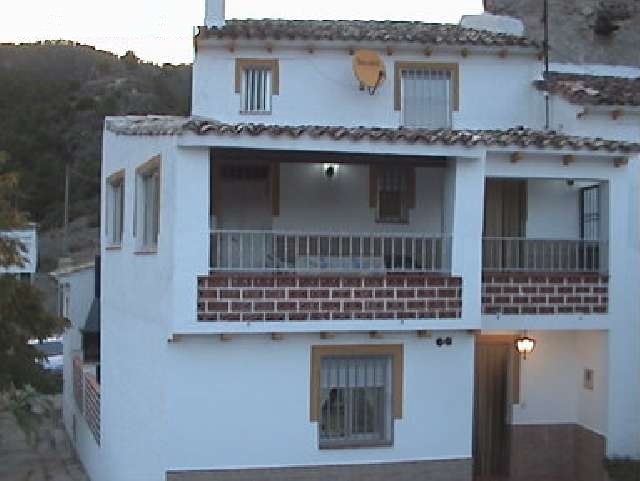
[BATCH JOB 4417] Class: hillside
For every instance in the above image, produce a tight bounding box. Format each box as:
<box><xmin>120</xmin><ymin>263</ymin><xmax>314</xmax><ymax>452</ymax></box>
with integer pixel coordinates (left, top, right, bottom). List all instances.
<box><xmin>0</xmin><ymin>41</ymin><xmax>192</xmax><ymax>268</ymax></box>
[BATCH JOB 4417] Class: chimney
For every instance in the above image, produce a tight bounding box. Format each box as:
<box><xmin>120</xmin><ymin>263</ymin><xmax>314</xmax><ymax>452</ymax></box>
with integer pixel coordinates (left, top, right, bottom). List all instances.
<box><xmin>460</xmin><ymin>12</ymin><xmax>525</xmax><ymax>36</ymax></box>
<box><xmin>205</xmin><ymin>0</ymin><xmax>226</xmax><ymax>28</ymax></box>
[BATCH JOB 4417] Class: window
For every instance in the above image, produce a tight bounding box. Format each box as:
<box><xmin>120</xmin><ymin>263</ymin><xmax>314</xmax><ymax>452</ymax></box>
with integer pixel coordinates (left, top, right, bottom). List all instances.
<box><xmin>58</xmin><ymin>283</ymin><xmax>70</xmax><ymax>320</ymax></box>
<box><xmin>106</xmin><ymin>171</ymin><xmax>124</xmax><ymax>246</ymax></box>
<box><xmin>235</xmin><ymin>59</ymin><xmax>279</xmax><ymax>114</ymax></box>
<box><xmin>395</xmin><ymin>62</ymin><xmax>459</xmax><ymax>128</ymax></box>
<box><xmin>310</xmin><ymin>345</ymin><xmax>403</xmax><ymax>449</ymax></box>
<box><xmin>319</xmin><ymin>356</ymin><xmax>393</xmax><ymax>448</ymax></box>
<box><xmin>377</xmin><ymin>166</ymin><xmax>411</xmax><ymax>223</ymax></box>
<box><xmin>135</xmin><ymin>156</ymin><xmax>161</xmax><ymax>251</ymax></box>
<box><xmin>581</xmin><ymin>185</ymin><xmax>600</xmax><ymax>240</ymax></box>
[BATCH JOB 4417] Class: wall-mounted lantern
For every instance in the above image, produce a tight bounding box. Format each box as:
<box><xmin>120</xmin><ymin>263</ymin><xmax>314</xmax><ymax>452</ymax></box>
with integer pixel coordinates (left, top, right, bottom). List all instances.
<box><xmin>323</xmin><ymin>163</ymin><xmax>339</xmax><ymax>179</ymax></box>
<box><xmin>515</xmin><ymin>331</ymin><xmax>536</xmax><ymax>359</ymax></box>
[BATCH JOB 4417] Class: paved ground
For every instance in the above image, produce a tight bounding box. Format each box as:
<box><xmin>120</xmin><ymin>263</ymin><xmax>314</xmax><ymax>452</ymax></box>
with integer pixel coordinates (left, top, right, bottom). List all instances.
<box><xmin>0</xmin><ymin>396</ymin><xmax>89</xmax><ymax>481</ymax></box>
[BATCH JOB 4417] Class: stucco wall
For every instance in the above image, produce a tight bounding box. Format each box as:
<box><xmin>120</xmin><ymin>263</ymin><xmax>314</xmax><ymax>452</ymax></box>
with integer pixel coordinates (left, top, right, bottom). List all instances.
<box><xmin>192</xmin><ymin>46</ymin><xmax>543</xmax><ymax>130</ymax></box>
<box><xmin>165</xmin><ymin>332</ymin><xmax>475</xmax><ymax>472</ymax></box>
<box><xmin>274</xmin><ymin>163</ymin><xmax>445</xmax><ymax>234</ymax></box>
<box><xmin>511</xmin><ymin>330</ymin><xmax>608</xmax><ymax>437</ymax></box>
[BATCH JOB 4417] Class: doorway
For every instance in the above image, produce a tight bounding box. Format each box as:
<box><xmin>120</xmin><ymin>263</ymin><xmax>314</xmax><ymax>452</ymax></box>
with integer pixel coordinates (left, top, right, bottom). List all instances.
<box><xmin>473</xmin><ymin>336</ymin><xmax>519</xmax><ymax>481</ymax></box>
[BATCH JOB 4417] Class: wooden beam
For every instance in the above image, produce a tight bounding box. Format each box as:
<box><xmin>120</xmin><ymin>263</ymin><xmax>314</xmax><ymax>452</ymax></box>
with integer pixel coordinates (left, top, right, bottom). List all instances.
<box><xmin>424</xmin><ymin>48</ymin><xmax>433</xmax><ymax>57</ymax></box>
<box><xmin>219</xmin><ymin>334</ymin><xmax>232</xmax><ymax>342</ymax></box>
<box><xmin>562</xmin><ymin>154</ymin><xmax>576</xmax><ymax>166</ymax></box>
<box><xmin>369</xmin><ymin>331</ymin><xmax>383</xmax><ymax>339</ymax></box>
<box><xmin>510</xmin><ymin>153</ymin><xmax>522</xmax><ymax>163</ymax></box>
<box><xmin>611</xmin><ymin>109</ymin><xmax>624</xmax><ymax>120</ymax></box>
<box><xmin>614</xmin><ymin>157</ymin><xmax>628</xmax><ymax>168</ymax></box>
<box><xmin>320</xmin><ymin>332</ymin><xmax>336</xmax><ymax>340</ymax></box>
<box><xmin>386</xmin><ymin>46</ymin><xmax>394</xmax><ymax>56</ymax></box>
<box><xmin>271</xmin><ymin>333</ymin><xmax>284</xmax><ymax>341</ymax></box>
<box><xmin>416</xmin><ymin>330</ymin><xmax>432</xmax><ymax>339</ymax></box>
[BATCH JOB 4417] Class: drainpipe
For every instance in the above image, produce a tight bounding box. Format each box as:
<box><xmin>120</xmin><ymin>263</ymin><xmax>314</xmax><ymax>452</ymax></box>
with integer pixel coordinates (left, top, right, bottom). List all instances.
<box><xmin>543</xmin><ymin>0</ymin><xmax>550</xmax><ymax>130</ymax></box>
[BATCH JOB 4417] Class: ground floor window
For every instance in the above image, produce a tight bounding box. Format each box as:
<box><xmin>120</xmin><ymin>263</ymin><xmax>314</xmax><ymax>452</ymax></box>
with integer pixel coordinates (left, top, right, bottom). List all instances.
<box><xmin>310</xmin><ymin>345</ymin><xmax>403</xmax><ymax>449</ymax></box>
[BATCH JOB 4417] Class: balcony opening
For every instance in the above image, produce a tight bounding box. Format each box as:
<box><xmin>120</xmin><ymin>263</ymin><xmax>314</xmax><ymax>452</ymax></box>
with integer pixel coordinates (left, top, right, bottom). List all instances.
<box><xmin>482</xmin><ymin>178</ymin><xmax>608</xmax><ymax>273</ymax></box>
<box><xmin>208</xmin><ymin>148</ymin><xmax>456</xmax><ymax>274</ymax></box>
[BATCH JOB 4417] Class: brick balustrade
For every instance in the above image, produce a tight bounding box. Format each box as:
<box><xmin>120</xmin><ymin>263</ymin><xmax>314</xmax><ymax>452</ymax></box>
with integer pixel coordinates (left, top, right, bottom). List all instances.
<box><xmin>197</xmin><ymin>273</ymin><xmax>462</xmax><ymax>321</ymax></box>
<box><xmin>482</xmin><ymin>272</ymin><xmax>608</xmax><ymax>315</ymax></box>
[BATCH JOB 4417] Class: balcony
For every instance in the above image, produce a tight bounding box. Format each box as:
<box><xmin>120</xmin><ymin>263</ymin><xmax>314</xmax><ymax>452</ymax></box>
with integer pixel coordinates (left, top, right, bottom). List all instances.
<box><xmin>198</xmin><ymin>230</ymin><xmax>462</xmax><ymax>322</ymax></box>
<box><xmin>481</xmin><ymin>238</ymin><xmax>608</xmax><ymax>316</ymax></box>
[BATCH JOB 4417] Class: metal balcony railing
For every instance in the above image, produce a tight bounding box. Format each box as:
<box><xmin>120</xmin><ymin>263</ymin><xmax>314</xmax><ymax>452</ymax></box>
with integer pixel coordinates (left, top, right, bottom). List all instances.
<box><xmin>210</xmin><ymin>230</ymin><xmax>451</xmax><ymax>273</ymax></box>
<box><xmin>482</xmin><ymin>237</ymin><xmax>606</xmax><ymax>272</ymax></box>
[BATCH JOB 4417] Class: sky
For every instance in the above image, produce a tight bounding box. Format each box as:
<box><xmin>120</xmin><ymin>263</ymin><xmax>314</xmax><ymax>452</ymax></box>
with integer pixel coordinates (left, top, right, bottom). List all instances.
<box><xmin>0</xmin><ymin>0</ymin><xmax>483</xmax><ymax>65</ymax></box>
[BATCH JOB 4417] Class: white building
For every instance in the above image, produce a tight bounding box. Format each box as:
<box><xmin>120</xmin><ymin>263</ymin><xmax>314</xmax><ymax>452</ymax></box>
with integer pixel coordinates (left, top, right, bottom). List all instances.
<box><xmin>0</xmin><ymin>223</ymin><xmax>38</xmax><ymax>280</ymax></box>
<box><xmin>54</xmin><ymin>260</ymin><xmax>102</xmax><ymax>473</ymax></box>
<box><xmin>68</xmin><ymin>3</ymin><xmax>640</xmax><ymax>480</ymax></box>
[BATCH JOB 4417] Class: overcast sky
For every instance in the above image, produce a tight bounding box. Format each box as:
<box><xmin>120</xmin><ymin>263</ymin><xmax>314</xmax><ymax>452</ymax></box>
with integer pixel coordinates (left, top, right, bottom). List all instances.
<box><xmin>0</xmin><ymin>0</ymin><xmax>483</xmax><ymax>64</ymax></box>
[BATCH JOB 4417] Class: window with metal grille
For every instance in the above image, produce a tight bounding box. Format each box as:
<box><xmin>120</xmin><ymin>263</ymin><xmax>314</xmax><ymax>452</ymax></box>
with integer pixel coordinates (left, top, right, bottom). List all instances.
<box><xmin>241</xmin><ymin>68</ymin><xmax>272</xmax><ymax>113</ymax></box>
<box><xmin>319</xmin><ymin>356</ymin><xmax>393</xmax><ymax>448</ymax></box>
<box><xmin>106</xmin><ymin>176</ymin><xmax>124</xmax><ymax>246</ymax></box>
<box><xmin>141</xmin><ymin>169</ymin><xmax>160</xmax><ymax>248</ymax></box>
<box><xmin>377</xmin><ymin>167</ymin><xmax>409</xmax><ymax>223</ymax></box>
<box><xmin>401</xmin><ymin>68</ymin><xmax>452</xmax><ymax>128</ymax></box>
<box><xmin>581</xmin><ymin>185</ymin><xmax>600</xmax><ymax>240</ymax></box>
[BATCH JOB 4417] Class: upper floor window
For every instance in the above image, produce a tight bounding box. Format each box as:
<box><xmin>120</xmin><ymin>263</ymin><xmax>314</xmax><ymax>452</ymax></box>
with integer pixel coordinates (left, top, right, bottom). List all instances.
<box><xmin>106</xmin><ymin>170</ymin><xmax>124</xmax><ymax>247</ymax></box>
<box><xmin>395</xmin><ymin>62</ymin><xmax>459</xmax><ymax>128</ymax></box>
<box><xmin>235</xmin><ymin>59</ymin><xmax>279</xmax><ymax>114</ymax></box>
<box><xmin>135</xmin><ymin>156</ymin><xmax>161</xmax><ymax>251</ymax></box>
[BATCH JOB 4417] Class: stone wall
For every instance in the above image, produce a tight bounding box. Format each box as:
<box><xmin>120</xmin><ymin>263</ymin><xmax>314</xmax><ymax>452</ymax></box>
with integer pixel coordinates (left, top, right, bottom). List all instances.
<box><xmin>486</xmin><ymin>0</ymin><xmax>640</xmax><ymax>67</ymax></box>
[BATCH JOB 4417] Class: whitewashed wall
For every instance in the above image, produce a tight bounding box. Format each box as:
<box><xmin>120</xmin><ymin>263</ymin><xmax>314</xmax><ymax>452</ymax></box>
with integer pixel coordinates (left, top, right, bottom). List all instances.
<box><xmin>193</xmin><ymin>45</ymin><xmax>543</xmax><ymax>130</ymax></box>
<box><xmin>57</xmin><ymin>267</ymin><xmax>102</xmax><ymax>480</ymax></box>
<box><xmin>575</xmin><ymin>331</ymin><xmax>609</xmax><ymax>436</ymax></box>
<box><xmin>273</xmin><ymin>163</ymin><xmax>445</xmax><ymax>233</ymax></box>
<box><xmin>550</xmin><ymin>98</ymin><xmax>640</xmax><ymax>143</ymax></box>
<box><xmin>511</xmin><ymin>330</ymin><xmax>608</xmax><ymax>437</ymax></box>
<box><xmin>165</xmin><ymin>332</ymin><xmax>474</xmax><ymax>471</ymax></box>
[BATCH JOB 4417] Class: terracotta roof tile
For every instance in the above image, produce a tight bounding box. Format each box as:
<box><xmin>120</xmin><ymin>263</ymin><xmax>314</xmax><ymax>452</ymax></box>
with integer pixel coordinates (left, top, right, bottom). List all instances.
<box><xmin>536</xmin><ymin>72</ymin><xmax>640</xmax><ymax>107</ymax></box>
<box><xmin>105</xmin><ymin>116</ymin><xmax>640</xmax><ymax>154</ymax></box>
<box><xmin>198</xmin><ymin>19</ymin><xmax>537</xmax><ymax>48</ymax></box>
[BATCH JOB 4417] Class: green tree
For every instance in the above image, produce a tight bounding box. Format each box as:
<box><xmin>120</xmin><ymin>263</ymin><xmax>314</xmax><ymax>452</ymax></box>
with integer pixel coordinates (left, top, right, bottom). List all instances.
<box><xmin>0</xmin><ymin>152</ymin><xmax>68</xmax><ymax>442</ymax></box>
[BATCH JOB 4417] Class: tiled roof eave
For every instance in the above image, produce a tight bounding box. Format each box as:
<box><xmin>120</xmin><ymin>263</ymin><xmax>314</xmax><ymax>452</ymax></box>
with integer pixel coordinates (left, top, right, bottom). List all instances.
<box><xmin>195</xmin><ymin>19</ymin><xmax>539</xmax><ymax>49</ymax></box>
<box><xmin>105</xmin><ymin>117</ymin><xmax>640</xmax><ymax>154</ymax></box>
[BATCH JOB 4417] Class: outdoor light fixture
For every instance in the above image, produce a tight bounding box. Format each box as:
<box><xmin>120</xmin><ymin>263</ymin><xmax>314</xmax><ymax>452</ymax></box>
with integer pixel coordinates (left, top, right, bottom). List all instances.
<box><xmin>323</xmin><ymin>163</ymin><xmax>339</xmax><ymax>178</ymax></box>
<box><xmin>515</xmin><ymin>331</ymin><xmax>536</xmax><ymax>359</ymax></box>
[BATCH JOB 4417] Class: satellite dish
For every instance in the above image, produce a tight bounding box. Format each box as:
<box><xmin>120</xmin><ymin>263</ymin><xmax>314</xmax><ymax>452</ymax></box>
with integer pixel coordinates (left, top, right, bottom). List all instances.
<box><xmin>353</xmin><ymin>50</ymin><xmax>386</xmax><ymax>95</ymax></box>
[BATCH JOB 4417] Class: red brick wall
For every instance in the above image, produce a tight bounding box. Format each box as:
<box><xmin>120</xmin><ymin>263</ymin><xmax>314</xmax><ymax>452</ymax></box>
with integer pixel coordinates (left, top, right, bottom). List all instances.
<box><xmin>198</xmin><ymin>273</ymin><xmax>462</xmax><ymax>321</ymax></box>
<box><xmin>482</xmin><ymin>272</ymin><xmax>608</xmax><ymax>315</ymax></box>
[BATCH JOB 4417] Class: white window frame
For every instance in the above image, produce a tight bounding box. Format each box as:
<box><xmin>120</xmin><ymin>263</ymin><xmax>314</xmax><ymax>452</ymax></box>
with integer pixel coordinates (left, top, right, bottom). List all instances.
<box><xmin>240</xmin><ymin>67</ymin><xmax>273</xmax><ymax>114</ymax></box>
<box><xmin>105</xmin><ymin>171</ymin><xmax>124</xmax><ymax>247</ymax></box>
<box><xmin>318</xmin><ymin>355</ymin><xmax>394</xmax><ymax>449</ymax></box>
<box><xmin>134</xmin><ymin>156</ymin><xmax>161</xmax><ymax>252</ymax></box>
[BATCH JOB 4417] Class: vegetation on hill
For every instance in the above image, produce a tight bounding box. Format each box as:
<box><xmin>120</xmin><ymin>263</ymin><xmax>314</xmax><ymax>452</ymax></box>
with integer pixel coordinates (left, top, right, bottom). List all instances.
<box><xmin>0</xmin><ymin>42</ymin><xmax>192</xmax><ymax>232</ymax></box>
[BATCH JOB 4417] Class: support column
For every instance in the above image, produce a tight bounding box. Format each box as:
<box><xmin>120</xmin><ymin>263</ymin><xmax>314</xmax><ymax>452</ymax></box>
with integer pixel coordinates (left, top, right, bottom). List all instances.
<box><xmin>606</xmin><ymin>161</ymin><xmax>640</xmax><ymax>458</ymax></box>
<box><xmin>447</xmin><ymin>153</ymin><xmax>486</xmax><ymax>326</ymax></box>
